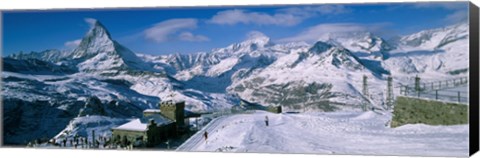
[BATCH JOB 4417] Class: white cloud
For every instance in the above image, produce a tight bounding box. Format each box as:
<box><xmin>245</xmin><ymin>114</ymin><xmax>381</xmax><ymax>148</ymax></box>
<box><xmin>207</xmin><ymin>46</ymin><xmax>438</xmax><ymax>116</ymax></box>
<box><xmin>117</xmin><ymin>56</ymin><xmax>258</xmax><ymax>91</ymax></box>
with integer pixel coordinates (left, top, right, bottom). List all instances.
<box><xmin>412</xmin><ymin>2</ymin><xmax>468</xmax><ymax>24</ymax></box>
<box><xmin>209</xmin><ymin>5</ymin><xmax>349</xmax><ymax>26</ymax></box>
<box><xmin>413</xmin><ymin>2</ymin><xmax>467</xmax><ymax>10</ymax></box>
<box><xmin>246</xmin><ymin>30</ymin><xmax>268</xmax><ymax>39</ymax></box>
<box><xmin>209</xmin><ymin>9</ymin><xmax>301</xmax><ymax>26</ymax></box>
<box><xmin>444</xmin><ymin>10</ymin><xmax>468</xmax><ymax>24</ymax></box>
<box><xmin>278</xmin><ymin>23</ymin><xmax>388</xmax><ymax>43</ymax></box>
<box><xmin>279</xmin><ymin>5</ymin><xmax>350</xmax><ymax>16</ymax></box>
<box><xmin>178</xmin><ymin>32</ymin><xmax>209</xmax><ymax>42</ymax></box>
<box><xmin>144</xmin><ymin>18</ymin><xmax>209</xmax><ymax>43</ymax></box>
<box><xmin>64</xmin><ymin>39</ymin><xmax>81</xmax><ymax>49</ymax></box>
<box><xmin>314</xmin><ymin>5</ymin><xmax>351</xmax><ymax>14</ymax></box>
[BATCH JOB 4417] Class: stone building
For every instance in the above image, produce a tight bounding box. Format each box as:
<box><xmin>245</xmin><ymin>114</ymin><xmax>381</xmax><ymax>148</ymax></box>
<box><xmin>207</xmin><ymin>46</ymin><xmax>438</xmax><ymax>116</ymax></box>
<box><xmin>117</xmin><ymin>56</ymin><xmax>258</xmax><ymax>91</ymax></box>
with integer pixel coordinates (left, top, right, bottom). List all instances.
<box><xmin>111</xmin><ymin>100</ymin><xmax>198</xmax><ymax>147</ymax></box>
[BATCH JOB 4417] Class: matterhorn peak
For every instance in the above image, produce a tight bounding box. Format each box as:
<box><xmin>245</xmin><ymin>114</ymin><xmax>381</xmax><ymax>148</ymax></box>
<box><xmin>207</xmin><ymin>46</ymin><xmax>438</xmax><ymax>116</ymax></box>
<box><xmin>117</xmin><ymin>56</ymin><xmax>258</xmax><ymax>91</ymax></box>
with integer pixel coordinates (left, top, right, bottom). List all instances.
<box><xmin>86</xmin><ymin>19</ymin><xmax>113</xmax><ymax>40</ymax></box>
<box><xmin>71</xmin><ymin>19</ymin><xmax>115</xmax><ymax>59</ymax></box>
<box><xmin>66</xmin><ymin>19</ymin><xmax>147</xmax><ymax>72</ymax></box>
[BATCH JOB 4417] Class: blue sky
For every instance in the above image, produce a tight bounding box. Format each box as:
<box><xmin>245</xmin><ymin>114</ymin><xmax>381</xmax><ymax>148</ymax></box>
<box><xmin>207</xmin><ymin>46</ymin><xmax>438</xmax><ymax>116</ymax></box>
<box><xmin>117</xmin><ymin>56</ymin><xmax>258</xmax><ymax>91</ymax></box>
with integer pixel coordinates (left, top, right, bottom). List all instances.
<box><xmin>2</xmin><ymin>2</ymin><xmax>469</xmax><ymax>56</ymax></box>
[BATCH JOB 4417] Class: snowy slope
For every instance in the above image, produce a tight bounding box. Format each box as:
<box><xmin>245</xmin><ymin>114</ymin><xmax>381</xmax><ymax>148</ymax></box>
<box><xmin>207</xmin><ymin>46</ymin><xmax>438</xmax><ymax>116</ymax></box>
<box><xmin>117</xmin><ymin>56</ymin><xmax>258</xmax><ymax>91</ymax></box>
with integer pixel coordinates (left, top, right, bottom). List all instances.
<box><xmin>384</xmin><ymin>22</ymin><xmax>469</xmax><ymax>77</ymax></box>
<box><xmin>54</xmin><ymin>116</ymin><xmax>128</xmax><ymax>143</ymax></box>
<box><xmin>1</xmin><ymin>71</ymin><xmax>161</xmax><ymax>144</ymax></box>
<box><xmin>178</xmin><ymin>111</ymin><xmax>468</xmax><ymax>157</ymax></box>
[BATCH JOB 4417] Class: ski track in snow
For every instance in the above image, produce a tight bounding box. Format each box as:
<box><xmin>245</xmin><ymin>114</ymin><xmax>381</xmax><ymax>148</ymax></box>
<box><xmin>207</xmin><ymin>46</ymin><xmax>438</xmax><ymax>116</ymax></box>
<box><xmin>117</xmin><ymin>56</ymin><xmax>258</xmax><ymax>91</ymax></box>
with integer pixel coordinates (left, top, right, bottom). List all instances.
<box><xmin>177</xmin><ymin>111</ymin><xmax>468</xmax><ymax>157</ymax></box>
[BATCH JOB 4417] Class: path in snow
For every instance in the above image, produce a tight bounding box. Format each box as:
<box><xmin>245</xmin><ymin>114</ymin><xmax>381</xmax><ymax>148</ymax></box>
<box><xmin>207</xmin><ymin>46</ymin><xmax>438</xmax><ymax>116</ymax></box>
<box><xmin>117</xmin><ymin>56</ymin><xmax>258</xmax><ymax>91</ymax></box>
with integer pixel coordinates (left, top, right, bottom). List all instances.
<box><xmin>176</xmin><ymin>111</ymin><xmax>468</xmax><ymax>157</ymax></box>
<box><xmin>176</xmin><ymin>116</ymin><xmax>228</xmax><ymax>150</ymax></box>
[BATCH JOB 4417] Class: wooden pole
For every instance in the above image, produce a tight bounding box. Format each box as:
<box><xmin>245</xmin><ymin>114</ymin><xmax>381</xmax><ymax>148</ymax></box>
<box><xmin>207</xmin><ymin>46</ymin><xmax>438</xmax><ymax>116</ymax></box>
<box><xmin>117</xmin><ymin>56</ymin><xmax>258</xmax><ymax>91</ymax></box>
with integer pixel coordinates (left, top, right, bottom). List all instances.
<box><xmin>458</xmin><ymin>91</ymin><xmax>461</xmax><ymax>103</ymax></box>
<box><xmin>415</xmin><ymin>75</ymin><xmax>421</xmax><ymax>92</ymax></box>
<box><xmin>435</xmin><ymin>90</ymin><xmax>438</xmax><ymax>100</ymax></box>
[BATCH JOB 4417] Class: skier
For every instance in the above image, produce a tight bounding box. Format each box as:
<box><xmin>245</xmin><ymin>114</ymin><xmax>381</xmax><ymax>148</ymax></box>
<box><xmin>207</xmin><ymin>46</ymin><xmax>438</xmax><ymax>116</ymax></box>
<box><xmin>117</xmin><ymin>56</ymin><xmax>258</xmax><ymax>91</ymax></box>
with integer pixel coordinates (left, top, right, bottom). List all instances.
<box><xmin>385</xmin><ymin>120</ymin><xmax>391</xmax><ymax>127</ymax></box>
<box><xmin>203</xmin><ymin>131</ymin><xmax>208</xmax><ymax>142</ymax></box>
<box><xmin>62</xmin><ymin>139</ymin><xmax>67</xmax><ymax>147</ymax></box>
<box><xmin>265</xmin><ymin>116</ymin><xmax>269</xmax><ymax>126</ymax></box>
<box><xmin>79</xmin><ymin>137</ymin><xmax>85</xmax><ymax>148</ymax></box>
<box><xmin>95</xmin><ymin>139</ymin><xmax>100</xmax><ymax>148</ymax></box>
<box><xmin>74</xmin><ymin>136</ymin><xmax>78</xmax><ymax>146</ymax></box>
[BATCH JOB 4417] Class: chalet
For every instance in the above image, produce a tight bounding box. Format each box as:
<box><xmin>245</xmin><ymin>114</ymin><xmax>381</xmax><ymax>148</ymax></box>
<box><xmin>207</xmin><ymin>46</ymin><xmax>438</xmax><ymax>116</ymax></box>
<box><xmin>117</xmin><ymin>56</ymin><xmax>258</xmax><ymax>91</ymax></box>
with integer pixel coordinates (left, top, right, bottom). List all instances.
<box><xmin>111</xmin><ymin>100</ymin><xmax>199</xmax><ymax>147</ymax></box>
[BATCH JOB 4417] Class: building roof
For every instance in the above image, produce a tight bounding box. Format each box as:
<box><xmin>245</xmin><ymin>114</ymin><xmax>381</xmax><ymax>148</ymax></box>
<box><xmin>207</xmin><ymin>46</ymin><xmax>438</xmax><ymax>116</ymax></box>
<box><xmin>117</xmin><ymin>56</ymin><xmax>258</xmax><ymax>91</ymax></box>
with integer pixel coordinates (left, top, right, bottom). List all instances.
<box><xmin>112</xmin><ymin>119</ymin><xmax>147</xmax><ymax>132</ymax></box>
<box><xmin>112</xmin><ymin>114</ymin><xmax>173</xmax><ymax>132</ymax></box>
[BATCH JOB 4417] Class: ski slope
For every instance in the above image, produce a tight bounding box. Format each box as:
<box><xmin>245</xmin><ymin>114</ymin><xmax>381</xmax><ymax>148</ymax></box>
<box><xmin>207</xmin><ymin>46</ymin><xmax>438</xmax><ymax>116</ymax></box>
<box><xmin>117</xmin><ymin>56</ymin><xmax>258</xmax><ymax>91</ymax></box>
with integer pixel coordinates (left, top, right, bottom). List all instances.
<box><xmin>176</xmin><ymin>116</ymin><xmax>229</xmax><ymax>151</ymax></box>
<box><xmin>177</xmin><ymin>111</ymin><xmax>468</xmax><ymax>157</ymax></box>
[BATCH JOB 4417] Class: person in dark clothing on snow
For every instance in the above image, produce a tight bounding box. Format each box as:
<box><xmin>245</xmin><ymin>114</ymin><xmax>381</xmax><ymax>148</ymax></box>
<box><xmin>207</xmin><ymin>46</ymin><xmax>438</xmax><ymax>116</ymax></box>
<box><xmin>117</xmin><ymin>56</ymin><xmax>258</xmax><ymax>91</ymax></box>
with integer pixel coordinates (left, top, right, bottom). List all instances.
<box><xmin>265</xmin><ymin>116</ymin><xmax>269</xmax><ymax>126</ymax></box>
<box><xmin>204</xmin><ymin>131</ymin><xmax>208</xmax><ymax>141</ymax></box>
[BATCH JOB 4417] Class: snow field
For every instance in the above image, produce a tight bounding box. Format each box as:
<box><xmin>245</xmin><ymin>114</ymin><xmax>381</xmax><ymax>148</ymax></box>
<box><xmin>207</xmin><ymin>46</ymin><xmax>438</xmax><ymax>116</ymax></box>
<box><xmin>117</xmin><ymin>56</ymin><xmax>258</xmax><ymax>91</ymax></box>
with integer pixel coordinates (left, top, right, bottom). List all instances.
<box><xmin>178</xmin><ymin>111</ymin><xmax>468</xmax><ymax>157</ymax></box>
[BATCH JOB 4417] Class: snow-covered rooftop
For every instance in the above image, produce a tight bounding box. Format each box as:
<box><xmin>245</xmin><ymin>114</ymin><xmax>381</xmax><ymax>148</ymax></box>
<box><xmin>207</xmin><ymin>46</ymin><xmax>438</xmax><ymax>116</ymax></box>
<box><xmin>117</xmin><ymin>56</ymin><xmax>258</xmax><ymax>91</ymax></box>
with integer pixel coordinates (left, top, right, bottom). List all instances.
<box><xmin>112</xmin><ymin>119</ymin><xmax>146</xmax><ymax>132</ymax></box>
<box><xmin>112</xmin><ymin>114</ymin><xmax>173</xmax><ymax>132</ymax></box>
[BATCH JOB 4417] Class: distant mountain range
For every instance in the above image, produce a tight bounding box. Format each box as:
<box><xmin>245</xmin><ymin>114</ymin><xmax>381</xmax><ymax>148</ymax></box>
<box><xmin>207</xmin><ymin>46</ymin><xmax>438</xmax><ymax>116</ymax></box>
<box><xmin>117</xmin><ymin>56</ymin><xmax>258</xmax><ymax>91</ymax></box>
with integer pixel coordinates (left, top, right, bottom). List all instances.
<box><xmin>2</xmin><ymin>19</ymin><xmax>469</xmax><ymax>145</ymax></box>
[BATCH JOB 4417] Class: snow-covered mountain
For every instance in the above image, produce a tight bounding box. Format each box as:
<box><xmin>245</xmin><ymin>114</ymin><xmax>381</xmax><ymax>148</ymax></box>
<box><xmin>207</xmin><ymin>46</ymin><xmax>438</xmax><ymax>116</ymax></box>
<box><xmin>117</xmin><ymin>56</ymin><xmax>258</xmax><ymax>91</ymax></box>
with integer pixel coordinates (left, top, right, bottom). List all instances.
<box><xmin>9</xmin><ymin>20</ymin><xmax>152</xmax><ymax>75</ymax></box>
<box><xmin>384</xmin><ymin>22</ymin><xmax>469</xmax><ymax>79</ymax></box>
<box><xmin>398</xmin><ymin>23</ymin><xmax>468</xmax><ymax>50</ymax></box>
<box><xmin>318</xmin><ymin>32</ymin><xmax>393</xmax><ymax>59</ymax></box>
<box><xmin>2</xmin><ymin>20</ymin><xmax>469</xmax><ymax>145</ymax></box>
<box><xmin>8</xmin><ymin>49</ymin><xmax>71</xmax><ymax>63</ymax></box>
<box><xmin>71</xmin><ymin>20</ymin><xmax>151</xmax><ymax>73</ymax></box>
<box><xmin>228</xmin><ymin>41</ymin><xmax>375</xmax><ymax>111</ymax></box>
